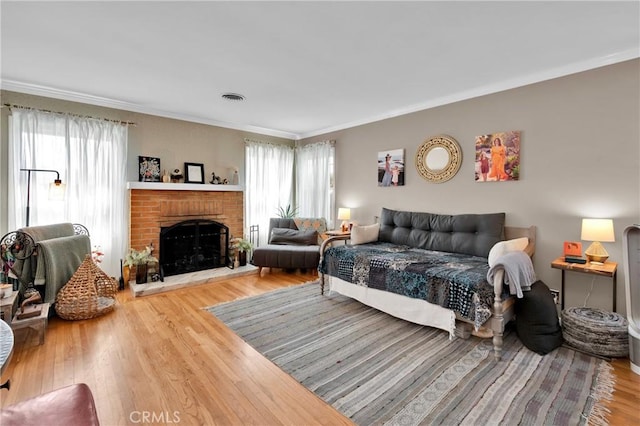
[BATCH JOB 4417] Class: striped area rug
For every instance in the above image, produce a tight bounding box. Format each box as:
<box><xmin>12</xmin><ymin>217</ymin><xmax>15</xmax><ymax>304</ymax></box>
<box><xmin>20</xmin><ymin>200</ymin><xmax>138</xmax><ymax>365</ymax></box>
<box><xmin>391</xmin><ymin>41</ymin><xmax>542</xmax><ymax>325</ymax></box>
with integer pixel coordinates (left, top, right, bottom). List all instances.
<box><xmin>206</xmin><ymin>282</ymin><xmax>614</xmax><ymax>425</ymax></box>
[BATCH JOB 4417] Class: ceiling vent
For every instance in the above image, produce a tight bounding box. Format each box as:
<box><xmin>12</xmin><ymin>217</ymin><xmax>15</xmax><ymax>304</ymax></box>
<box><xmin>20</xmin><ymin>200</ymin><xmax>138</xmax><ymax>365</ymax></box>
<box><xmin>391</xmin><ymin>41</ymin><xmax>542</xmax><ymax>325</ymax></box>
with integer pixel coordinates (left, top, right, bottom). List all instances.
<box><xmin>221</xmin><ymin>93</ymin><xmax>245</xmax><ymax>102</ymax></box>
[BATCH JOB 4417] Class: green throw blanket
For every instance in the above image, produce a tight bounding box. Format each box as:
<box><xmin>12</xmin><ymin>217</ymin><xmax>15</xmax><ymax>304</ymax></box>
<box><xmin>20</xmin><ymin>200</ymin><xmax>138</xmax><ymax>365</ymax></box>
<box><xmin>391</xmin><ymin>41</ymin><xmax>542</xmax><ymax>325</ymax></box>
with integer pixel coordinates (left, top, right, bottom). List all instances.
<box><xmin>37</xmin><ymin>235</ymin><xmax>91</xmax><ymax>304</ymax></box>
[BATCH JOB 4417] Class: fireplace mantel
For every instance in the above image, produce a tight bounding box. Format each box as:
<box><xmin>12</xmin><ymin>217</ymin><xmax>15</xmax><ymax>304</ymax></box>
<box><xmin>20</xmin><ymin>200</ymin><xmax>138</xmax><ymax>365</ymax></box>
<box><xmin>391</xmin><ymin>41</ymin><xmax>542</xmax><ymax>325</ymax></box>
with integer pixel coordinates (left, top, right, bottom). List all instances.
<box><xmin>127</xmin><ymin>182</ymin><xmax>243</xmax><ymax>192</ymax></box>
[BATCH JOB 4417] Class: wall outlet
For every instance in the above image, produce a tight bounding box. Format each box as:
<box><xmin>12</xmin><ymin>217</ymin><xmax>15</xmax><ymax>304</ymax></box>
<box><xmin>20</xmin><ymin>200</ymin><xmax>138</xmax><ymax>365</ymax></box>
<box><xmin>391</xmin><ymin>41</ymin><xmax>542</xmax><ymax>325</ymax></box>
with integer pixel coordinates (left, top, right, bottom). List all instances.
<box><xmin>549</xmin><ymin>289</ymin><xmax>560</xmax><ymax>305</ymax></box>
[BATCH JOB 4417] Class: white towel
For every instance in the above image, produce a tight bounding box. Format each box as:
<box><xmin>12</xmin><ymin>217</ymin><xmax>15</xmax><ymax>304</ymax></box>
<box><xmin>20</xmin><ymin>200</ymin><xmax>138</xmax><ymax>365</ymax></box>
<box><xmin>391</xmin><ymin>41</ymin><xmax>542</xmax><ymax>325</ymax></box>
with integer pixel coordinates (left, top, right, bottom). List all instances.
<box><xmin>486</xmin><ymin>251</ymin><xmax>536</xmax><ymax>298</ymax></box>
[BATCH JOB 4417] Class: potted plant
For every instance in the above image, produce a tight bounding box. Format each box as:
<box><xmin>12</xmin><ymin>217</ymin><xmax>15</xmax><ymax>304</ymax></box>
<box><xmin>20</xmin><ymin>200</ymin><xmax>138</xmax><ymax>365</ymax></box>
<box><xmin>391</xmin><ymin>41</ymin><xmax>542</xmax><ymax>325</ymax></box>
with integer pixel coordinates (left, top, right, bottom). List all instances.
<box><xmin>276</xmin><ymin>204</ymin><xmax>299</xmax><ymax>219</ymax></box>
<box><xmin>124</xmin><ymin>246</ymin><xmax>158</xmax><ymax>284</ymax></box>
<box><xmin>230</xmin><ymin>237</ymin><xmax>253</xmax><ymax>266</ymax></box>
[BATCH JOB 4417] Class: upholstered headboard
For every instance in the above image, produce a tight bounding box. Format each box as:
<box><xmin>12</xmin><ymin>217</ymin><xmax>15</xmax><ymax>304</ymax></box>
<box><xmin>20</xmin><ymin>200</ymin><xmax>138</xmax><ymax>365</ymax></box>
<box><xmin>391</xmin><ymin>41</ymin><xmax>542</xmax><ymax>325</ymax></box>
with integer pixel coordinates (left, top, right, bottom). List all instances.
<box><xmin>378</xmin><ymin>208</ymin><xmax>505</xmax><ymax>258</ymax></box>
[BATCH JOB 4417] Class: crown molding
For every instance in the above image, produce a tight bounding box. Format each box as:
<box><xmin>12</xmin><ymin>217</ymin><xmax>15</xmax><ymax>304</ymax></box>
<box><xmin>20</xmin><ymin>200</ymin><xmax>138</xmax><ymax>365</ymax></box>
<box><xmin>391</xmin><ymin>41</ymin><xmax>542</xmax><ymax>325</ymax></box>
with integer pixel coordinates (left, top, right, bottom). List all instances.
<box><xmin>298</xmin><ymin>48</ymin><xmax>640</xmax><ymax>139</ymax></box>
<box><xmin>3</xmin><ymin>47</ymin><xmax>637</xmax><ymax>142</ymax></box>
<box><xmin>0</xmin><ymin>80</ymin><xmax>300</xmax><ymax>140</ymax></box>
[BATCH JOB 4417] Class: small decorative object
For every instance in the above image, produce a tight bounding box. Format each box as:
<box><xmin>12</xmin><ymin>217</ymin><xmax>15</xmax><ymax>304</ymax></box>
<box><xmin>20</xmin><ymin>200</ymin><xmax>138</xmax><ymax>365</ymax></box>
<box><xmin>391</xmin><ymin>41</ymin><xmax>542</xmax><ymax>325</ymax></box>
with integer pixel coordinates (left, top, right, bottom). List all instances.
<box><xmin>138</xmin><ymin>156</ymin><xmax>161</xmax><ymax>182</ymax></box>
<box><xmin>416</xmin><ymin>135</ymin><xmax>462</xmax><ymax>183</ymax></box>
<box><xmin>232</xmin><ymin>169</ymin><xmax>239</xmax><ymax>185</ymax></box>
<box><xmin>475</xmin><ymin>130</ymin><xmax>521</xmax><ymax>182</ymax></box>
<box><xmin>210</xmin><ymin>172</ymin><xmax>221</xmax><ymax>184</ymax></box>
<box><xmin>124</xmin><ymin>246</ymin><xmax>158</xmax><ymax>284</ymax></box>
<box><xmin>185</xmin><ymin>162</ymin><xmax>205</xmax><ymax>184</ymax></box>
<box><xmin>230</xmin><ymin>237</ymin><xmax>253</xmax><ymax>266</ymax></box>
<box><xmin>162</xmin><ymin>169</ymin><xmax>170</xmax><ymax>183</ymax></box>
<box><xmin>170</xmin><ymin>168</ymin><xmax>183</xmax><ymax>183</ymax></box>
<box><xmin>378</xmin><ymin>149</ymin><xmax>405</xmax><ymax>187</ymax></box>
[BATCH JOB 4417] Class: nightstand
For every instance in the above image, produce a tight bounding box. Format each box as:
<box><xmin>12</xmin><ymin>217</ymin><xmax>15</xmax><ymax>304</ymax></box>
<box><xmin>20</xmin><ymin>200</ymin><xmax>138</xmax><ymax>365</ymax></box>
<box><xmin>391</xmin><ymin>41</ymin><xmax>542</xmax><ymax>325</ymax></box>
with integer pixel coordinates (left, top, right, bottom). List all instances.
<box><xmin>551</xmin><ymin>257</ymin><xmax>617</xmax><ymax>311</ymax></box>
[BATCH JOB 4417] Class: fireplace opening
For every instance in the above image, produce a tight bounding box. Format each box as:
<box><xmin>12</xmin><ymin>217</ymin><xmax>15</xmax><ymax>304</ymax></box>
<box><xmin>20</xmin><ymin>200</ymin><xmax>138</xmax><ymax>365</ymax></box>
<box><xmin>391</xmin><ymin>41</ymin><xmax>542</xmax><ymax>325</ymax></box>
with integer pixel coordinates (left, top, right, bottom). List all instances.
<box><xmin>160</xmin><ymin>219</ymin><xmax>229</xmax><ymax>277</ymax></box>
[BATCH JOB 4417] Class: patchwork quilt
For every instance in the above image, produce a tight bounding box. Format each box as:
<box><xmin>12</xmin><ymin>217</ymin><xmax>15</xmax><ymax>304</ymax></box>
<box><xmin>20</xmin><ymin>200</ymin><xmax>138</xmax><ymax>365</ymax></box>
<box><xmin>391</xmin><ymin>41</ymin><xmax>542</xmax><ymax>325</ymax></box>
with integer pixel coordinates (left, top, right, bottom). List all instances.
<box><xmin>319</xmin><ymin>242</ymin><xmax>499</xmax><ymax>328</ymax></box>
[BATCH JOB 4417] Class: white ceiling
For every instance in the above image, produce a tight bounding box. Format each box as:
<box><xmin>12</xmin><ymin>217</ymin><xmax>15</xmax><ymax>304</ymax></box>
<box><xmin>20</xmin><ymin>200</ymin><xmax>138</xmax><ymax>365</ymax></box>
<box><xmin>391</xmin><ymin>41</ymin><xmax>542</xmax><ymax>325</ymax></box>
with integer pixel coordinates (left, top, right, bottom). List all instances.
<box><xmin>2</xmin><ymin>1</ymin><xmax>639</xmax><ymax>140</ymax></box>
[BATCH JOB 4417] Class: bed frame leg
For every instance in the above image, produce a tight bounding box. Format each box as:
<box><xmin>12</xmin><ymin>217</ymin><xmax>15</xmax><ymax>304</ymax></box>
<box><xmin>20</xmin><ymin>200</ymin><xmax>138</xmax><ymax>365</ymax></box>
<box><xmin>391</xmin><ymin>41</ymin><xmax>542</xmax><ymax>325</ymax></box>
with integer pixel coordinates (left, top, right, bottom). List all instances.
<box><xmin>320</xmin><ymin>274</ymin><xmax>325</xmax><ymax>295</ymax></box>
<box><xmin>493</xmin><ymin>329</ymin><xmax>503</xmax><ymax>361</ymax></box>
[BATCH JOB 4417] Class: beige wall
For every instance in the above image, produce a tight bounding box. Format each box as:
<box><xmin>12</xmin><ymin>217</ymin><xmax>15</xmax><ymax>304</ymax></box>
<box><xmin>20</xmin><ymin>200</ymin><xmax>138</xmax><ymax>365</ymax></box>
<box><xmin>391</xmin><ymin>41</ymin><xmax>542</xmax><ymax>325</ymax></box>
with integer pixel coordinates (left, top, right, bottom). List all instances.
<box><xmin>302</xmin><ymin>59</ymin><xmax>640</xmax><ymax>316</ymax></box>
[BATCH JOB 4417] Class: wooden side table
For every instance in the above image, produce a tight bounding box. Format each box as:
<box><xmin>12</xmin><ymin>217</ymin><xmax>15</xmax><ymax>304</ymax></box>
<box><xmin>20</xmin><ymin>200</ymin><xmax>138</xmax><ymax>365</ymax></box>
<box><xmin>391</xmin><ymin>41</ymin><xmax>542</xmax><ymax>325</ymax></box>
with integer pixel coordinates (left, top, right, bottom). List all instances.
<box><xmin>550</xmin><ymin>257</ymin><xmax>618</xmax><ymax>311</ymax></box>
<box><xmin>0</xmin><ymin>291</ymin><xmax>19</xmax><ymax>325</ymax></box>
<box><xmin>11</xmin><ymin>303</ymin><xmax>50</xmax><ymax>345</ymax></box>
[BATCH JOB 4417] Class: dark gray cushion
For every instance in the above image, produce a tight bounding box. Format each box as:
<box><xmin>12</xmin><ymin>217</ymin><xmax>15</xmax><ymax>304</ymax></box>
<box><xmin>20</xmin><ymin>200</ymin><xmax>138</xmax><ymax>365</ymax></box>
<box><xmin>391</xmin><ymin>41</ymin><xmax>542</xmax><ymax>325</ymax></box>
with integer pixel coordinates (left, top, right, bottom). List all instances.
<box><xmin>252</xmin><ymin>244</ymin><xmax>320</xmax><ymax>269</ymax></box>
<box><xmin>378</xmin><ymin>207</ymin><xmax>505</xmax><ymax>258</ymax></box>
<box><xmin>269</xmin><ymin>228</ymin><xmax>318</xmax><ymax>246</ymax></box>
<box><xmin>515</xmin><ymin>280</ymin><xmax>563</xmax><ymax>355</ymax></box>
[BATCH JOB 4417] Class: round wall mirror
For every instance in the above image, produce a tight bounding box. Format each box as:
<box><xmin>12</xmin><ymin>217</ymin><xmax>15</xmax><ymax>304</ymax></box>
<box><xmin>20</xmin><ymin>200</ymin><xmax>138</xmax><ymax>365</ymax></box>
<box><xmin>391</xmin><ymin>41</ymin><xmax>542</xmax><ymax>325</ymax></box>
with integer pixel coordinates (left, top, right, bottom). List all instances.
<box><xmin>415</xmin><ymin>135</ymin><xmax>462</xmax><ymax>183</ymax></box>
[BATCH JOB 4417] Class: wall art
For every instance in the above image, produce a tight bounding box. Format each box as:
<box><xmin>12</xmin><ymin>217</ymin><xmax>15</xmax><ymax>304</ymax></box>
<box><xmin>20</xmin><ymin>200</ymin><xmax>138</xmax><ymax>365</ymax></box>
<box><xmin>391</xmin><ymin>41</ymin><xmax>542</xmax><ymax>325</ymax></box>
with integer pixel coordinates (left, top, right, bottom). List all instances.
<box><xmin>138</xmin><ymin>156</ymin><xmax>161</xmax><ymax>182</ymax></box>
<box><xmin>378</xmin><ymin>148</ymin><xmax>405</xmax><ymax>187</ymax></box>
<box><xmin>475</xmin><ymin>130</ymin><xmax>521</xmax><ymax>182</ymax></box>
<box><xmin>184</xmin><ymin>162</ymin><xmax>205</xmax><ymax>184</ymax></box>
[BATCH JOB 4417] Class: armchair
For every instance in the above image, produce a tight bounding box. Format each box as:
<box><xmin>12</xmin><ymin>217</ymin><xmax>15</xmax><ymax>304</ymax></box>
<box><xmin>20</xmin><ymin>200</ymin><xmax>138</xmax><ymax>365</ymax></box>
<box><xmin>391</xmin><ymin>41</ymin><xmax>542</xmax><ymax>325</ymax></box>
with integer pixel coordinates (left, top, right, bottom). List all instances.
<box><xmin>252</xmin><ymin>218</ymin><xmax>327</xmax><ymax>275</ymax></box>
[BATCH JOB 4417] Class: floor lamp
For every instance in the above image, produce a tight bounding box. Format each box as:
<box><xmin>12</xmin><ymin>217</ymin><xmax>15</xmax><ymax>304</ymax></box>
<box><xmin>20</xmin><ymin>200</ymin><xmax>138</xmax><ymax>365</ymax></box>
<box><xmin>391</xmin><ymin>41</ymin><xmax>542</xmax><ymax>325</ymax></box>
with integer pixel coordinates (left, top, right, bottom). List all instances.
<box><xmin>20</xmin><ymin>168</ymin><xmax>66</xmax><ymax>227</ymax></box>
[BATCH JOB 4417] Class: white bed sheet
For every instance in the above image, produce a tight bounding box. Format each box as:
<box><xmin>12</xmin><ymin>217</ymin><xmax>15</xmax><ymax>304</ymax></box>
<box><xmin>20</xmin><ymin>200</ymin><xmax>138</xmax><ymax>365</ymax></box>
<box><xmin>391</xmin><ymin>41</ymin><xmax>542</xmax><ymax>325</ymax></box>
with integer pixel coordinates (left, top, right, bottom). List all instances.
<box><xmin>328</xmin><ymin>275</ymin><xmax>457</xmax><ymax>338</ymax></box>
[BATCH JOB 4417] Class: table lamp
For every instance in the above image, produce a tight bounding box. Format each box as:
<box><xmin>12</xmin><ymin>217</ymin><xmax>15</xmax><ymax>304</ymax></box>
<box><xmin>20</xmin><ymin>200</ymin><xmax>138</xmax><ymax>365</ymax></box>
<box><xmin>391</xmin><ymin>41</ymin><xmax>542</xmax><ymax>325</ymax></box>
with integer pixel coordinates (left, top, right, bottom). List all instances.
<box><xmin>338</xmin><ymin>208</ymin><xmax>351</xmax><ymax>232</ymax></box>
<box><xmin>581</xmin><ymin>218</ymin><xmax>615</xmax><ymax>264</ymax></box>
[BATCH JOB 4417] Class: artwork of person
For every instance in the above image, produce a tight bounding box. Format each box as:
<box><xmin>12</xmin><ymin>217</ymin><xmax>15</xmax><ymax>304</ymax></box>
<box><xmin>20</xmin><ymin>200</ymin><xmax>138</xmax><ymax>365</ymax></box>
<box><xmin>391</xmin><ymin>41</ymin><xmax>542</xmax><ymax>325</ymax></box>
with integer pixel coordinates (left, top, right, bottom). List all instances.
<box><xmin>488</xmin><ymin>137</ymin><xmax>509</xmax><ymax>181</ymax></box>
<box><xmin>479</xmin><ymin>150</ymin><xmax>490</xmax><ymax>181</ymax></box>
<box><xmin>381</xmin><ymin>153</ymin><xmax>393</xmax><ymax>186</ymax></box>
<box><xmin>391</xmin><ymin>165</ymin><xmax>400</xmax><ymax>186</ymax></box>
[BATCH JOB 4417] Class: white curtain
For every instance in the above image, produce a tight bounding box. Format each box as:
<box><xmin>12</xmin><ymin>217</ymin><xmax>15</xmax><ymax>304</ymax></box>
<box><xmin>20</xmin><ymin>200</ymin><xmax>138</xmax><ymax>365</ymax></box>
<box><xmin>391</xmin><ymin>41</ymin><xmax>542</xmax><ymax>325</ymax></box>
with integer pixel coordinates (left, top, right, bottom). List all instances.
<box><xmin>245</xmin><ymin>139</ymin><xmax>294</xmax><ymax>247</ymax></box>
<box><xmin>295</xmin><ymin>140</ymin><xmax>335</xmax><ymax>228</ymax></box>
<box><xmin>8</xmin><ymin>109</ymin><xmax>129</xmax><ymax>277</ymax></box>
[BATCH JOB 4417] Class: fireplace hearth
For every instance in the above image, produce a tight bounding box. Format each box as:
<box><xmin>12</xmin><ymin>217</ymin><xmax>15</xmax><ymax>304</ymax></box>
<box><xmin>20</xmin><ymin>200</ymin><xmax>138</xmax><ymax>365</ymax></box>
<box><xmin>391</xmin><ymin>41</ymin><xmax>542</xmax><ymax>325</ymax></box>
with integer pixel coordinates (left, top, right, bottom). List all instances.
<box><xmin>160</xmin><ymin>219</ymin><xmax>229</xmax><ymax>277</ymax></box>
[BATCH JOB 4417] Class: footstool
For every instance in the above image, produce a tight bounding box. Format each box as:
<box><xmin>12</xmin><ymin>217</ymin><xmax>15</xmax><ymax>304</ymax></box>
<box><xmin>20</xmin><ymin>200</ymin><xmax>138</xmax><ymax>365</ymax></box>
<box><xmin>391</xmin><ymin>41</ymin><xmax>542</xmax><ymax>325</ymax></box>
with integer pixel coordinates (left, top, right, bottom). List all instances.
<box><xmin>0</xmin><ymin>383</ymin><xmax>100</xmax><ymax>426</ymax></box>
<box><xmin>562</xmin><ymin>306</ymin><xmax>629</xmax><ymax>358</ymax></box>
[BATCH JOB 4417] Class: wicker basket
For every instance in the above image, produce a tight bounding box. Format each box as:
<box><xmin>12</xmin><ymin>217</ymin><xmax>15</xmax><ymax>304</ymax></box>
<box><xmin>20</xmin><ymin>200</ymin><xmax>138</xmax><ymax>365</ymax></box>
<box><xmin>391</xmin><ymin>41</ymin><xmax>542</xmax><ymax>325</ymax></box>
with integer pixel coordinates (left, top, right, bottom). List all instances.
<box><xmin>55</xmin><ymin>255</ymin><xmax>118</xmax><ymax>320</ymax></box>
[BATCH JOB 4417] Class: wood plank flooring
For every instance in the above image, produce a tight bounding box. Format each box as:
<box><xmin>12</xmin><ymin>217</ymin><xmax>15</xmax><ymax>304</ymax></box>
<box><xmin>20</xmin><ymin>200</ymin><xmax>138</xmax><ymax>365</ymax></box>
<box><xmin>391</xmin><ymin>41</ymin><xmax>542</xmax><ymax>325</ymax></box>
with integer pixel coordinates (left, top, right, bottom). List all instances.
<box><xmin>1</xmin><ymin>271</ymin><xmax>638</xmax><ymax>425</ymax></box>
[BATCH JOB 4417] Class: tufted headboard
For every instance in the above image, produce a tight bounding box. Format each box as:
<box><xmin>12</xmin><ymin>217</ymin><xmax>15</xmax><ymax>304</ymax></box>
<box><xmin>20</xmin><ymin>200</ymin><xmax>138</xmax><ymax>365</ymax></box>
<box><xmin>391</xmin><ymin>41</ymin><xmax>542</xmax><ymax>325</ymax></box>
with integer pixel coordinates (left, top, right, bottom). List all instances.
<box><xmin>378</xmin><ymin>208</ymin><xmax>505</xmax><ymax>258</ymax></box>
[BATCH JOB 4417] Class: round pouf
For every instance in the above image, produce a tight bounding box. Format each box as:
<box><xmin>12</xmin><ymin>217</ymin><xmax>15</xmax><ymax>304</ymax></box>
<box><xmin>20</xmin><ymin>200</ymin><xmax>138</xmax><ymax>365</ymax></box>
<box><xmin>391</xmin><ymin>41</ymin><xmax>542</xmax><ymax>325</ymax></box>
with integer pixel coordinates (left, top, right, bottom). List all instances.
<box><xmin>562</xmin><ymin>307</ymin><xmax>629</xmax><ymax>358</ymax></box>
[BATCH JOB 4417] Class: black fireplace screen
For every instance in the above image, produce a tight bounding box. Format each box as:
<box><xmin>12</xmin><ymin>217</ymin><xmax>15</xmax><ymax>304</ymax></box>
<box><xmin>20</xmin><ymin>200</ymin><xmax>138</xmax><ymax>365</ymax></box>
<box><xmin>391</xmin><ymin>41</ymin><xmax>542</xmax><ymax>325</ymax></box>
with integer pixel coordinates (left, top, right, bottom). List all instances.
<box><xmin>160</xmin><ymin>219</ymin><xmax>229</xmax><ymax>277</ymax></box>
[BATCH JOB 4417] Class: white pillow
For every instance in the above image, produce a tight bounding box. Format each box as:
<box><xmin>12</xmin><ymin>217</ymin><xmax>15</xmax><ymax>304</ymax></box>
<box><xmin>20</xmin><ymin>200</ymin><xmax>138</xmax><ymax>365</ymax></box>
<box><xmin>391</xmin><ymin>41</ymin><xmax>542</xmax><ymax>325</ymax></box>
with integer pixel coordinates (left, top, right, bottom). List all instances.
<box><xmin>350</xmin><ymin>223</ymin><xmax>380</xmax><ymax>245</ymax></box>
<box><xmin>488</xmin><ymin>237</ymin><xmax>529</xmax><ymax>267</ymax></box>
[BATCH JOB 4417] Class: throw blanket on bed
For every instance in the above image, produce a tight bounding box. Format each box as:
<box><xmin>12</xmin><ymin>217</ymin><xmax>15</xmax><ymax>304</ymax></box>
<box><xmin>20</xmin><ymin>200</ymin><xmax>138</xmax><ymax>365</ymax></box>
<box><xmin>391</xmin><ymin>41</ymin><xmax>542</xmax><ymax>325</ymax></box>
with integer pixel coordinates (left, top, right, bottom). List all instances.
<box><xmin>486</xmin><ymin>251</ymin><xmax>536</xmax><ymax>298</ymax></box>
<box><xmin>319</xmin><ymin>242</ymin><xmax>498</xmax><ymax>329</ymax></box>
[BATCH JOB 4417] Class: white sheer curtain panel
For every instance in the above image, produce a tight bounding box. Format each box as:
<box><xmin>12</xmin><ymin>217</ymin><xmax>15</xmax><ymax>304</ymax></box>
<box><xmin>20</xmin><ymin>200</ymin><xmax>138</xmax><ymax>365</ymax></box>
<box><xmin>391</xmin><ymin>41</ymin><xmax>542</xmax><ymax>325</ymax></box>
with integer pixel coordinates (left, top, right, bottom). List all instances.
<box><xmin>8</xmin><ymin>109</ymin><xmax>129</xmax><ymax>277</ymax></box>
<box><xmin>295</xmin><ymin>140</ymin><xmax>335</xmax><ymax>228</ymax></box>
<box><xmin>245</xmin><ymin>139</ymin><xmax>294</xmax><ymax>247</ymax></box>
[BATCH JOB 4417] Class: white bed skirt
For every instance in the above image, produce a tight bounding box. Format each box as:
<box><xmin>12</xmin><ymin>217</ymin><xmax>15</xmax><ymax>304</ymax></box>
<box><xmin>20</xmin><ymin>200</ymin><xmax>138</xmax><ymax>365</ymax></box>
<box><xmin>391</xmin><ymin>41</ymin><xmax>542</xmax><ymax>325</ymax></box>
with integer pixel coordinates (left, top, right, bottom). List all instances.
<box><xmin>328</xmin><ymin>276</ymin><xmax>457</xmax><ymax>338</ymax></box>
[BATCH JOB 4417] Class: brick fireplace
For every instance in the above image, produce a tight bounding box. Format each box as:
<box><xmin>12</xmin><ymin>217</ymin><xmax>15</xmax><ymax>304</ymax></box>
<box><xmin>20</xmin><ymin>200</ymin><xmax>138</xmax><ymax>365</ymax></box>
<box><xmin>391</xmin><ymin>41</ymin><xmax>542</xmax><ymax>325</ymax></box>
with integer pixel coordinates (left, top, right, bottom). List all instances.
<box><xmin>128</xmin><ymin>185</ymin><xmax>244</xmax><ymax>266</ymax></box>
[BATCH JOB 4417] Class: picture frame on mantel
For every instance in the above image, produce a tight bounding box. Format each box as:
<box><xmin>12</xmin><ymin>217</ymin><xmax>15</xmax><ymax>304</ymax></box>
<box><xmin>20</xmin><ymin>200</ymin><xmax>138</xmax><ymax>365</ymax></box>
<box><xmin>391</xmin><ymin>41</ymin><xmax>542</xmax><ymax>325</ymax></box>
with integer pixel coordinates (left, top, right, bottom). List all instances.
<box><xmin>138</xmin><ymin>156</ymin><xmax>161</xmax><ymax>182</ymax></box>
<box><xmin>184</xmin><ymin>162</ymin><xmax>205</xmax><ymax>184</ymax></box>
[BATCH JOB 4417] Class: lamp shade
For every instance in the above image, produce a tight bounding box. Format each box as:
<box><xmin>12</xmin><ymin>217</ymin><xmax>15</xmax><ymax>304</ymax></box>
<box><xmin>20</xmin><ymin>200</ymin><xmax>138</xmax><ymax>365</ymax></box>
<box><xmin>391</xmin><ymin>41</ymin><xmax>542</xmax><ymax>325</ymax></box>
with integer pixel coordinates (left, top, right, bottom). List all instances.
<box><xmin>581</xmin><ymin>218</ymin><xmax>615</xmax><ymax>242</ymax></box>
<box><xmin>337</xmin><ymin>208</ymin><xmax>351</xmax><ymax>221</ymax></box>
<box><xmin>48</xmin><ymin>181</ymin><xmax>66</xmax><ymax>200</ymax></box>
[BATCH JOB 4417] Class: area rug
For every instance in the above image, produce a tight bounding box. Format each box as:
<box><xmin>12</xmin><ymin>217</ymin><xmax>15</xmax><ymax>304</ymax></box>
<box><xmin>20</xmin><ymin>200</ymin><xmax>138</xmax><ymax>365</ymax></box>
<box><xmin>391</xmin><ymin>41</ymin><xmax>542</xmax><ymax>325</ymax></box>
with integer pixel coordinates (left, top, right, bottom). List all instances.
<box><xmin>206</xmin><ymin>282</ymin><xmax>614</xmax><ymax>425</ymax></box>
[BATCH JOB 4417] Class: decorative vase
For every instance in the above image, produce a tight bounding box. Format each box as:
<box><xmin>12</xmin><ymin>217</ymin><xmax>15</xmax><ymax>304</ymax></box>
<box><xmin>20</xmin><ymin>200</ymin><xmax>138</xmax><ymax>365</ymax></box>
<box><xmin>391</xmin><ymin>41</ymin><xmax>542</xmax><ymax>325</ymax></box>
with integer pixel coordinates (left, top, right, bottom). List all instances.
<box><xmin>238</xmin><ymin>251</ymin><xmax>247</xmax><ymax>267</ymax></box>
<box><xmin>123</xmin><ymin>265</ymin><xmax>130</xmax><ymax>284</ymax></box>
<box><xmin>135</xmin><ymin>263</ymin><xmax>148</xmax><ymax>284</ymax></box>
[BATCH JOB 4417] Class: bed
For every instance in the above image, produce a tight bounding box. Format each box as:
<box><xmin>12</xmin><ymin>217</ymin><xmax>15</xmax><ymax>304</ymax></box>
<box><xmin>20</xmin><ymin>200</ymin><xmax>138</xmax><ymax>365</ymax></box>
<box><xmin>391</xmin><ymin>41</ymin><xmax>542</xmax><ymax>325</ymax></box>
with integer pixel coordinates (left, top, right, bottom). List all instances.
<box><xmin>319</xmin><ymin>208</ymin><xmax>536</xmax><ymax>360</ymax></box>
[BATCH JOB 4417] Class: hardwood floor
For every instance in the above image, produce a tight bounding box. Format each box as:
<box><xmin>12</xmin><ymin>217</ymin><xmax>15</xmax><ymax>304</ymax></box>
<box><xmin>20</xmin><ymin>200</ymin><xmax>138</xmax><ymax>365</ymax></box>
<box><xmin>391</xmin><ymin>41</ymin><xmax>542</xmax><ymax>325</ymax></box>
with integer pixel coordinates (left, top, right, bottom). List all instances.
<box><xmin>1</xmin><ymin>271</ymin><xmax>638</xmax><ymax>425</ymax></box>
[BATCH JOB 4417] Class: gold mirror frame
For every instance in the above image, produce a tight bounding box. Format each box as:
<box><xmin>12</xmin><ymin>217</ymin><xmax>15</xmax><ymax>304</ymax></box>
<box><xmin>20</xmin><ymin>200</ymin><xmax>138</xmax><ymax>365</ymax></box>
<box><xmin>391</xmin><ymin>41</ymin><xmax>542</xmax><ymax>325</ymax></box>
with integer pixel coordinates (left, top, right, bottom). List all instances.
<box><xmin>415</xmin><ymin>135</ymin><xmax>462</xmax><ymax>183</ymax></box>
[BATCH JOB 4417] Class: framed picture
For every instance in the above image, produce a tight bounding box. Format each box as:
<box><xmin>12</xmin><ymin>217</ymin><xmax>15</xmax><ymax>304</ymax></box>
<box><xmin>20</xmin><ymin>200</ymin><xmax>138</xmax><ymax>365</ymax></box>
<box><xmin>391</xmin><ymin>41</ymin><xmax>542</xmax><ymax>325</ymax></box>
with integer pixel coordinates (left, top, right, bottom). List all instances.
<box><xmin>378</xmin><ymin>148</ymin><xmax>405</xmax><ymax>187</ymax></box>
<box><xmin>138</xmin><ymin>156</ymin><xmax>161</xmax><ymax>182</ymax></box>
<box><xmin>474</xmin><ymin>130</ymin><xmax>521</xmax><ymax>182</ymax></box>
<box><xmin>563</xmin><ymin>241</ymin><xmax>582</xmax><ymax>257</ymax></box>
<box><xmin>184</xmin><ymin>162</ymin><xmax>205</xmax><ymax>184</ymax></box>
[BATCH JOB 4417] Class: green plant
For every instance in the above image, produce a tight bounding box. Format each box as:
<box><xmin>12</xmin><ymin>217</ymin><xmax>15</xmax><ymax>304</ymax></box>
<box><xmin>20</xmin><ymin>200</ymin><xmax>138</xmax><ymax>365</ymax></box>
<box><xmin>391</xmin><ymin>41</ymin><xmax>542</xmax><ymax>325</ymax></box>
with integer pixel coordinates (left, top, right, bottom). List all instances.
<box><xmin>230</xmin><ymin>237</ymin><xmax>253</xmax><ymax>253</ymax></box>
<box><xmin>276</xmin><ymin>204</ymin><xmax>299</xmax><ymax>218</ymax></box>
<box><xmin>124</xmin><ymin>246</ymin><xmax>158</xmax><ymax>267</ymax></box>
